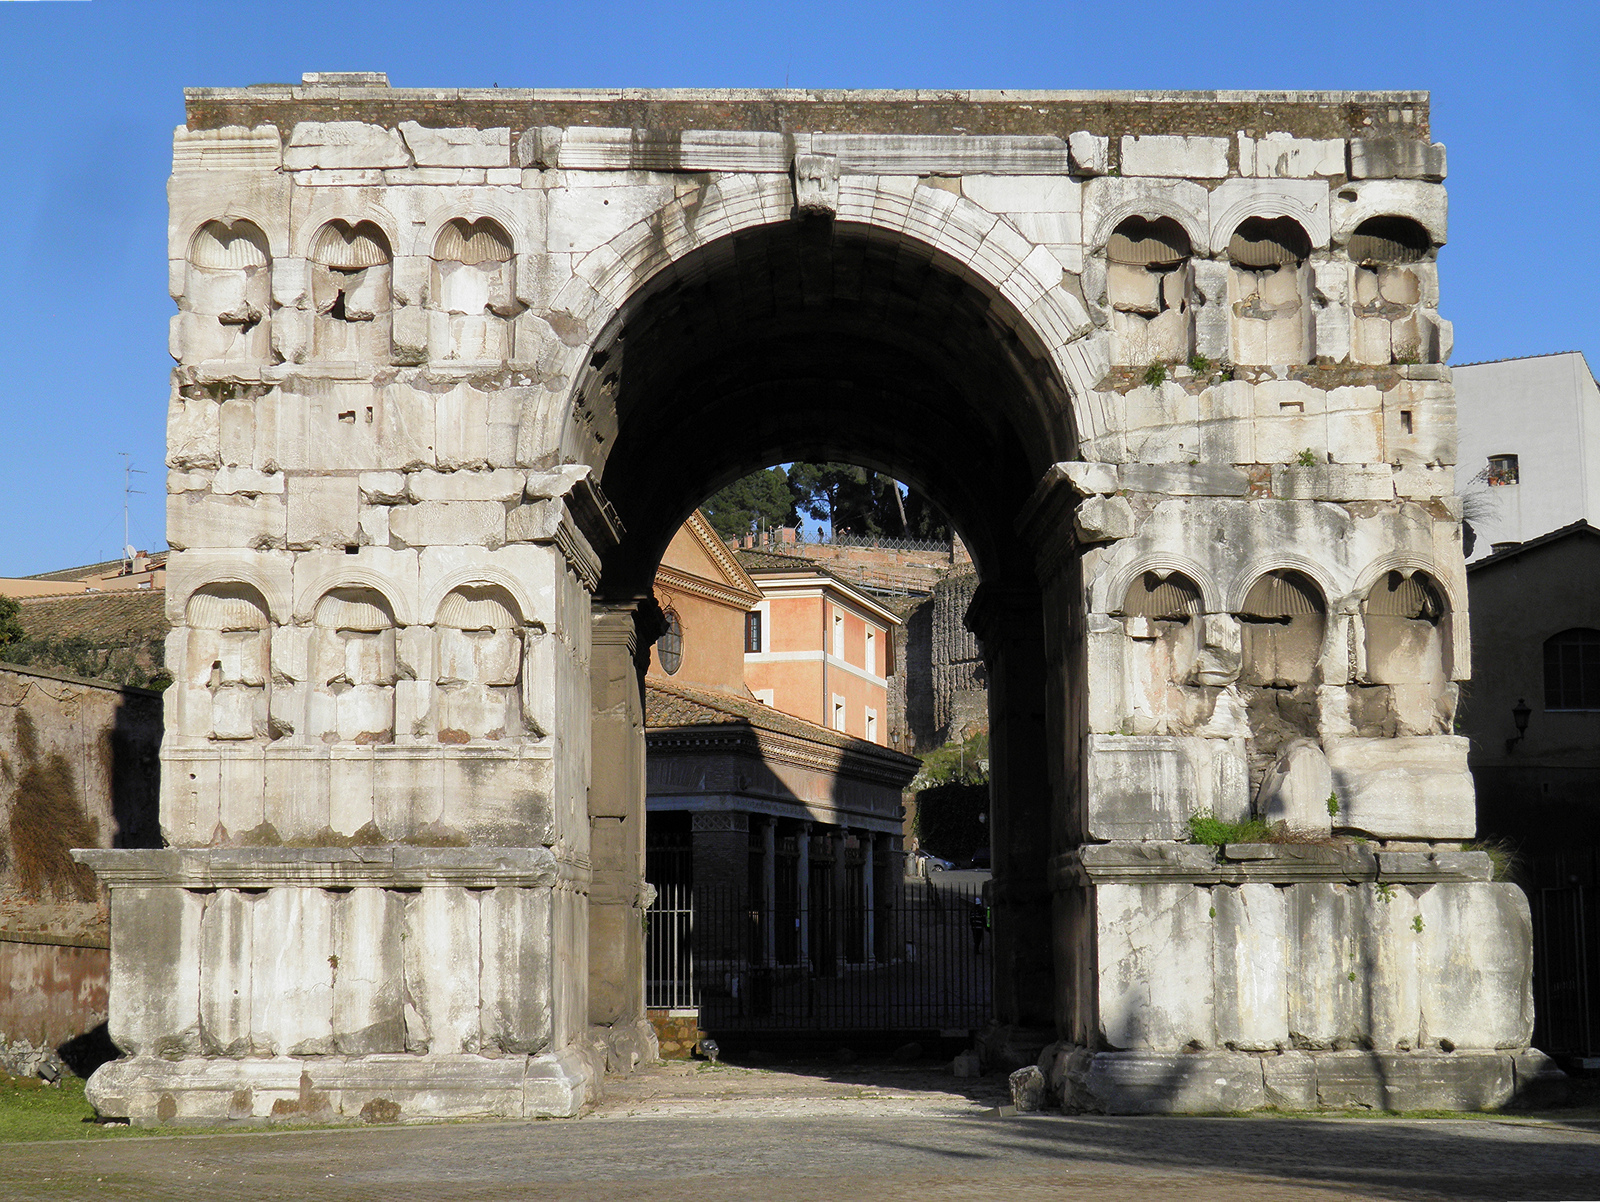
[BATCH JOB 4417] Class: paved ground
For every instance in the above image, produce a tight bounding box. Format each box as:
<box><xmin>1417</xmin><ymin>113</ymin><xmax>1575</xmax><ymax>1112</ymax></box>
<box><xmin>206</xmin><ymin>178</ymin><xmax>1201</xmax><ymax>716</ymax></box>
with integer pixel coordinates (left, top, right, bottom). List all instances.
<box><xmin>6</xmin><ymin>1061</ymin><xmax>1599</xmax><ymax>1201</ymax></box>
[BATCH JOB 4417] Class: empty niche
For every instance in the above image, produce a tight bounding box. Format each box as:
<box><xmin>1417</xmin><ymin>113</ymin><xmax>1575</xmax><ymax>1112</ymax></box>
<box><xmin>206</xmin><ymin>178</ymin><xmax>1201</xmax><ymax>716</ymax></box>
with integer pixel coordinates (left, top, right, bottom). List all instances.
<box><xmin>184</xmin><ymin>585</ymin><xmax>271</xmax><ymax>741</ymax></box>
<box><xmin>1239</xmin><ymin>571</ymin><xmax>1326</xmax><ymax>688</ymax></box>
<box><xmin>1363</xmin><ymin>570</ymin><xmax>1450</xmax><ymax>686</ymax></box>
<box><xmin>1227</xmin><ymin>217</ymin><xmax>1313</xmax><ymax>365</ymax></box>
<box><xmin>1106</xmin><ymin>217</ymin><xmax>1192</xmax><ymax>367</ymax></box>
<box><xmin>310</xmin><ymin>588</ymin><xmax>397</xmax><ymax>744</ymax></box>
<box><xmin>1349</xmin><ymin>216</ymin><xmax>1437</xmax><ymax>365</ymax></box>
<box><xmin>1119</xmin><ymin>570</ymin><xmax>1204</xmax><ymax>730</ymax></box>
<box><xmin>186</xmin><ymin>220</ymin><xmax>272</xmax><ymax>361</ymax></box>
<box><xmin>310</xmin><ymin>220</ymin><xmax>393</xmax><ymax>361</ymax></box>
<box><xmin>434</xmin><ymin>585</ymin><xmax>525</xmax><ymax>742</ymax></box>
<box><xmin>430</xmin><ymin>218</ymin><xmax>520</xmax><ymax>362</ymax></box>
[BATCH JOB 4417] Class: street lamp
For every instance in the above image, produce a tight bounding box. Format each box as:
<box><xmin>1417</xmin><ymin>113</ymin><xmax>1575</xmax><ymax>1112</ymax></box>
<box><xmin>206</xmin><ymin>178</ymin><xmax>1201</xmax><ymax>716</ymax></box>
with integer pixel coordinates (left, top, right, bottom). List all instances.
<box><xmin>1505</xmin><ymin>698</ymin><xmax>1532</xmax><ymax>754</ymax></box>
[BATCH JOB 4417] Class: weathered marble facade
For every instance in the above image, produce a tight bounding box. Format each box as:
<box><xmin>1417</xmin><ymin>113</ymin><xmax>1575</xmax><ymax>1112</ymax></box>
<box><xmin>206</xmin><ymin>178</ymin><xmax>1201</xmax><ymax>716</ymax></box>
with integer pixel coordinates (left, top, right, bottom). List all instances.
<box><xmin>78</xmin><ymin>79</ymin><xmax>1544</xmax><ymax>1122</ymax></box>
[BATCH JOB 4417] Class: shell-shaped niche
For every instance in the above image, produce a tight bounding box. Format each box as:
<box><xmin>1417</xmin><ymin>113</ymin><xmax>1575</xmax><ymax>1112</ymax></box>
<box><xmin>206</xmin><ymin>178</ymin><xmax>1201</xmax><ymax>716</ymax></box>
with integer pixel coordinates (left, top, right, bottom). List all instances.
<box><xmin>183</xmin><ymin>583</ymin><xmax>272</xmax><ymax>741</ymax></box>
<box><xmin>185</xmin><ymin>220</ymin><xmax>273</xmax><ymax>361</ymax></box>
<box><xmin>430</xmin><ymin>218</ymin><xmax>519</xmax><ymax>362</ymax></box>
<box><xmin>310</xmin><ymin>220</ymin><xmax>393</xmax><ymax>361</ymax></box>
<box><xmin>434</xmin><ymin>584</ymin><xmax>524</xmax><ymax>742</ymax></box>
<box><xmin>309</xmin><ymin>587</ymin><xmax>397</xmax><ymax>744</ymax></box>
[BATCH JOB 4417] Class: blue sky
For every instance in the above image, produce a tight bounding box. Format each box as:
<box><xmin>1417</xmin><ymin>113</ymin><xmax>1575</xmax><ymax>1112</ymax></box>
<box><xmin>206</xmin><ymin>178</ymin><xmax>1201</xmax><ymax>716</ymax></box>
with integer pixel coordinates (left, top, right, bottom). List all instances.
<box><xmin>0</xmin><ymin>0</ymin><xmax>1593</xmax><ymax>574</ymax></box>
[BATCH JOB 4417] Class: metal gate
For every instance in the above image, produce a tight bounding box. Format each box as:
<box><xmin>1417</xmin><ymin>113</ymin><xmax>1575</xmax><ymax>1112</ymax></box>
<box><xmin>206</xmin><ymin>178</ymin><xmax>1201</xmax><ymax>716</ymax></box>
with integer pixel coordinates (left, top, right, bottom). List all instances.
<box><xmin>645</xmin><ymin>878</ymin><xmax>992</xmax><ymax>1034</ymax></box>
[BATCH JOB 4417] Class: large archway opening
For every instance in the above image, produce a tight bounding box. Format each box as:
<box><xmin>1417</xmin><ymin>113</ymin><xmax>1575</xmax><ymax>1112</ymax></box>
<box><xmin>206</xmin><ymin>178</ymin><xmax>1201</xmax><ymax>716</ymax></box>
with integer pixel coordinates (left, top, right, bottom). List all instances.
<box><xmin>573</xmin><ymin>216</ymin><xmax>1080</xmax><ymax>1044</ymax></box>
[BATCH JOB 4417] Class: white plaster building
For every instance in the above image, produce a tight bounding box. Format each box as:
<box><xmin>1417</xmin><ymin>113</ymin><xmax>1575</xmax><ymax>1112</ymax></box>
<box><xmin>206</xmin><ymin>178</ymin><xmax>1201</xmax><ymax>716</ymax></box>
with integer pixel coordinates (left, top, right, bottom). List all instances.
<box><xmin>1454</xmin><ymin>352</ymin><xmax>1600</xmax><ymax>560</ymax></box>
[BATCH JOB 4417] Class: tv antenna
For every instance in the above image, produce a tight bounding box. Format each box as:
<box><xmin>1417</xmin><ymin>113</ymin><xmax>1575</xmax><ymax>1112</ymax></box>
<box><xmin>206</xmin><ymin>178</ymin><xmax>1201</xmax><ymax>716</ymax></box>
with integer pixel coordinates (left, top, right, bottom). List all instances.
<box><xmin>120</xmin><ymin>453</ymin><xmax>146</xmax><ymax>575</ymax></box>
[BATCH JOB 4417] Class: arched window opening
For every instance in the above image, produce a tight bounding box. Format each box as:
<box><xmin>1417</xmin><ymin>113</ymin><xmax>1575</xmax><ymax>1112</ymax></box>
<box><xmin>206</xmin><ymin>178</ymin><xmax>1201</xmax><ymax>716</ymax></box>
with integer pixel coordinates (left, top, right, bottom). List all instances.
<box><xmin>1240</xmin><ymin>570</ymin><xmax>1326</xmax><ymax>688</ymax></box>
<box><xmin>1349</xmin><ymin>215</ymin><xmax>1437</xmax><ymax>365</ymax></box>
<box><xmin>435</xmin><ymin>585</ymin><xmax>525</xmax><ymax>741</ymax></box>
<box><xmin>310</xmin><ymin>588</ymin><xmax>397</xmax><ymax>743</ymax></box>
<box><xmin>656</xmin><ymin>608</ymin><xmax>684</xmax><ymax>676</ymax></box>
<box><xmin>1107</xmin><ymin>216</ymin><xmax>1192</xmax><ymax>367</ymax></box>
<box><xmin>185</xmin><ymin>220</ymin><xmax>272</xmax><ymax>361</ymax></box>
<box><xmin>1545</xmin><ymin>628</ymin><xmax>1600</xmax><ymax>711</ymax></box>
<box><xmin>310</xmin><ymin>221</ymin><xmax>393</xmax><ymax>360</ymax></box>
<box><xmin>182</xmin><ymin>584</ymin><xmax>271</xmax><ymax>741</ymax></box>
<box><xmin>431</xmin><ymin>218</ymin><xmax>519</xmax><ymax>362</ymax></box>
<box><xmin>1228</xmin><ymin>216</ymin><xmax>1312</xmax><ymax>366</ymax></box>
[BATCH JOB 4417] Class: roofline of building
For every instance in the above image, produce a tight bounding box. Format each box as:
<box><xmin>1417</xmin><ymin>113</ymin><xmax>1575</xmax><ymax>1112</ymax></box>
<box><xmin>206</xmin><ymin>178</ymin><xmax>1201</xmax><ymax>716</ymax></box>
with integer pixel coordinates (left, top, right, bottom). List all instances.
<box><xmin>1467</xmin><ymin>519</ymin><xmax>1599</xmax><ymax>573</ymax></box>
<box><xmin>739</xmin><ymin>566</ymin><xmax>906</xmax><ymax>626</ymax></box>
<box><xmin>1453</xmin><ymin>350</ymin><xmax>1591</xmax><ymax>370</ymax></box>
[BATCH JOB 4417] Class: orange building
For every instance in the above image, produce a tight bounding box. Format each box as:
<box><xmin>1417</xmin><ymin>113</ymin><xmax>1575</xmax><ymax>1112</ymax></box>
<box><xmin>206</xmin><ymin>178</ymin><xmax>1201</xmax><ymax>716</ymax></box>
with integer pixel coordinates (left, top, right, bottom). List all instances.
<box><xmin>642</xmin><ymin>513</ymin><xmax>918</xmax><ymax>983</ymax></box>
<box><xmin>737</xmin><ymin>557</ymin><xmax>900</xmax><ymax>747</ymax></box>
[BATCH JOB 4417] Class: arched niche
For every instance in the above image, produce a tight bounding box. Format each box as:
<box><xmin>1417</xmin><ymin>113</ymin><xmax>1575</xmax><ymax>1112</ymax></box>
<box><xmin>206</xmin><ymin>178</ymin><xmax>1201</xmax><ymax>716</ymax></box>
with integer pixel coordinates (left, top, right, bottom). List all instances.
<box><xmin>309</xmin><ymin>587</ymin><xmax>397</xmax><ymax>744</ymax></box>
<box><xmin>1363</xmin><ymin>569</ymin><xmax>1451</xmax><ymax>686</ymax></box>
<box><xmin>434</xmin><ymin>584</ymin><xmax>525</xmax><ymax>742</ymax></box>
<box><xmin>182</xmin><ymin>584</ymin><xmax>271</xmax><ymax>741</ymax></box>
<box><xmin>1226</xmin><ymin>216</ymin><xmax>1313</xmax><ymax>365</ymax></box>
<box><xmin>1106</xmin><ymin>216</ymin><xmax>1192</xmax><ymax>368</ymax></box>
<box><xmin>430</xmin><ymin>217</ymin><xmax>519</xmax><ymax>362</ymax></box>
<box><xmin>1118</xmin><ymin>570</ymin><xmax>1205</xmax><ymax>730</ymax></box>
<box><xmin>185</xmin><ymin>220</ymin><xmax>272</xmax><ymax>361</ymax></box>
<box><xmin>310</xmin><ymin>220</ymin><xmax>393</xmax><ymax>361</ymax></box>
<box><xmin>1349</xmin><ymin>215</ymin><xmax>1439</xmax><ymax>365</ymax></box>
<box><xmin>1239</xmin><ymin>570</ymin><xmax>1327</xmax><ymax>688</ymax></box>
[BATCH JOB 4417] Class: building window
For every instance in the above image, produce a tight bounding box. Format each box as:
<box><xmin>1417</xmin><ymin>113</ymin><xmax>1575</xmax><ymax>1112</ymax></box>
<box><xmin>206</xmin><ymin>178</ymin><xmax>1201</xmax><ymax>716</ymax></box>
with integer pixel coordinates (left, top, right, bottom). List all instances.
<box><xmin>745</xmin><ymin>610</ymin><xmax>763</xmax><ymax>653</ymax></box>
<box><xmin>1486</xmin><ymin>454</ymin><xmax>1520</xmax><ymax>486</ymax></box>
<box><xmin>833</xmin><ymin>612</ymin><xmax>844</xmax><ymax>659</ymax></box>
<box><xmin>865</xmin><ymin>629</ymin><xmax>876</xmax><ymax>674</ymax></box>
<box><xmin>833</xmin><ymin>694</ymin><xmax>846</xmax><ymax>732</ymax></box>
<box><xmin>657</xmin><ymin>609</ymin><xmax>683</xmax><ymax>675</ymax></box>
<box><xmin>1545</xmin><ymin>628</ymin><xmax>1600</xmax><ymax>710</ymax></box>
<box><xmin>865</xmin><ymin>708</ymin><xmax>878</xmax><ymax>742</ymax></box>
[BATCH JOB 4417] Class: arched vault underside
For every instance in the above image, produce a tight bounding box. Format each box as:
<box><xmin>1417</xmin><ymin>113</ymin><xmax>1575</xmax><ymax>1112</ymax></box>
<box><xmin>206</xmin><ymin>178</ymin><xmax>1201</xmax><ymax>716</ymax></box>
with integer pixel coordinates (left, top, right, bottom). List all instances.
<box><xmin>575</xmin><ymin>219</ymin><xmax>1077</xmax><ymax>598</ymax></box>
<box><xmin>579</xmin><ymin>219</ymin><xmax>1071</xmax><ymax>1034</ymax></box>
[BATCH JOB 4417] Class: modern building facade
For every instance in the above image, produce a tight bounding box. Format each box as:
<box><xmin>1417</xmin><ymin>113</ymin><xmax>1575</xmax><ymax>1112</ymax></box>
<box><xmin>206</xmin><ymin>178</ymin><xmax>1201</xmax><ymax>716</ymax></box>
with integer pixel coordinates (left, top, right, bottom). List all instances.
<box><xmin>1454</xmin><ymin>352</ymin><xmax>1600</xmax><ymax>560</ymax></box>
<box><xmin>739</xmin><ymin>557</ymin><xmax>900</xmax><ymax>746</ymax></box>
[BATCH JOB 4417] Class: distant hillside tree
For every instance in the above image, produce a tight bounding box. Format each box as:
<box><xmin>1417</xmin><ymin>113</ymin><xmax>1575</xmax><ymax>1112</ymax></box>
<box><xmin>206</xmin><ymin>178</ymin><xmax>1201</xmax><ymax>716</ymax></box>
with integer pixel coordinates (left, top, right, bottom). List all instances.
<box><xmin>700</xmin><ymin>466</ymin><xmax>798</xmax><ymax>540</ymax></box>
<box><xmin>788</xmin><ymin>462</ymin><xmax>950</xmax><ymax>541</ymax></box>
<box><xmin>0</xmin><ymin>596</ymin><xmax>22</xmax><ymax>653</ymax></box>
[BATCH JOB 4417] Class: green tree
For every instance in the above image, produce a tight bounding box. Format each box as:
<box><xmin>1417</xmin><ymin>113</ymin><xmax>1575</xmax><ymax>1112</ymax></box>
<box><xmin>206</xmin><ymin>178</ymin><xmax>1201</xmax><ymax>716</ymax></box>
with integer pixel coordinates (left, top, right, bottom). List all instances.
<box><xmin>788</xmin><ymin>462</ymin><xmax>950</xmax><ymax>541</ymax></box>
<box><xmin>700</xmin><ymin>466</ymin><xmax>798</xmax><ymax>540</ymax></box>
<box><xmin>0</xmin><ymin>595</ymin><xmax>23</xmax><ymax>654</ymax></box>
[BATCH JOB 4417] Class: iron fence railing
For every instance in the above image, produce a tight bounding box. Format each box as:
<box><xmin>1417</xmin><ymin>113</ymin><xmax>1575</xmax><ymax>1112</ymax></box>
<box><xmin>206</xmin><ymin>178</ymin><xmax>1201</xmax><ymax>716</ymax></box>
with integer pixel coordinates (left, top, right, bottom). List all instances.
<box><xmin>1531</xmin><ymin>882</ymin><xmax>1597</xmax><ymax>1058</ymax></box>
<box><xmin>645</xmin><ymin>879</ymin><xmax>991</xmax><ymax>1033</ymax></box>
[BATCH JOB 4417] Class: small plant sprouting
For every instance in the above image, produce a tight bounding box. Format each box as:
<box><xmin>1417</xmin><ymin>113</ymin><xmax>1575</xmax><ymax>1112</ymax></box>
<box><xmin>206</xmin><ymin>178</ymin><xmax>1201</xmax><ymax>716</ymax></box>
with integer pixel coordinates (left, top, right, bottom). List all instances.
<box><xmin>1186</xmin><ymin>810</ymin><xmax>1272</xmax><ymax>847</ymax></box>
<box><xmin>1187</xmin><ymin>352</ymin><xmax>1213</xmax><ymax>377</ymax></box>
<box><xmin>1412</xmin><ymin>914</ymin><xmax>1425</xmax><ymax>934</ymax></box>
<box><xmin>1297</xmin><ymin>448</ymin><xmax>1318</xmax><ymax>468</ymax></box>
<box><xmin>1326</xmin><ymin>792</ymin><xmax>1340</xmax><ymax>818</ymax></box>
<box><xmin>1375</xmin><ymin>882</ymin><xmax>1396</xmax><ymax>903</ymax></box>
<box><xmin>1347</xmin><ymin>970</ymin><xmax>1357</xmax><ymax>982</ymax></box>
<box><xmin>1144</xmin><ymin>361</ymin><xmax>1168</xmax><ymax>388</ymax></box>
<box><xmin>1209</xmin><ymin>906</ymin><xmax>1217</xmax><ymax>918</ymax></box>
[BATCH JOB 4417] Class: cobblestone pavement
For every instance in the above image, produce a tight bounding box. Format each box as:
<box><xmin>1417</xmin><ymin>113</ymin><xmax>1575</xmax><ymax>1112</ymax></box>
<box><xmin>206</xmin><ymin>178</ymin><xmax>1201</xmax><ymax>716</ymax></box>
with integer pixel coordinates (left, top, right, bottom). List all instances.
<box><xmin>6</xmin><ymin>1063</ymin><xmax>1598</xmax><ymax>1201</ymax></box>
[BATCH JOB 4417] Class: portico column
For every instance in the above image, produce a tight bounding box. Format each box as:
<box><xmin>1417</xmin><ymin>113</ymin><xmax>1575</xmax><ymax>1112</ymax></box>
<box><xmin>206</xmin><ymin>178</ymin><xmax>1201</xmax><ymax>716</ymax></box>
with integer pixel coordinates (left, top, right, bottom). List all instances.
<box><xmin>796</xmin><ymin>820</ymin><xmax>812</xmax><ymax>969</ymax></box>
<box><xmin>862</xmin><ymin>831</ymin><xmax>877</xmax><ymax>966</ymax></box>
<box><xmin>832</xmin><ymin>827</ymin><xmax>848</xmax><ymax>970</ymax></box>
<box><xmin>762</xmin><ymin>816</ymin><xmax>777</xmax><ymax>965</ymax></box>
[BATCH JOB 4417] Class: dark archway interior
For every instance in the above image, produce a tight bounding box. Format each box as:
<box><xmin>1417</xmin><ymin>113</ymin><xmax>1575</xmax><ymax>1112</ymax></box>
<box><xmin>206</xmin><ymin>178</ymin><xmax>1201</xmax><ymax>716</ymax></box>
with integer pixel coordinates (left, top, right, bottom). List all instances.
<box><xmin>572</xmin><ymin>219</ymin><xmax>1076</xmax><ymax>599</ymax></box>
<box><xmin>576</xmin><ymin>218</ymin><xmax>1077</xmax><ymax>1030</ymax></box>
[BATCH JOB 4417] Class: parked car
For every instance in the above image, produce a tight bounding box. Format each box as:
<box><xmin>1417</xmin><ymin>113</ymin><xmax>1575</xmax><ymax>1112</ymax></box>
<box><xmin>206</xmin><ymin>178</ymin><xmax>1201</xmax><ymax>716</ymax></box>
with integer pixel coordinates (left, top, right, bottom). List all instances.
<box><xmin>912</xmin><ymin>850</ymin><xmax>954</xmax><ymax>875</ymax></box>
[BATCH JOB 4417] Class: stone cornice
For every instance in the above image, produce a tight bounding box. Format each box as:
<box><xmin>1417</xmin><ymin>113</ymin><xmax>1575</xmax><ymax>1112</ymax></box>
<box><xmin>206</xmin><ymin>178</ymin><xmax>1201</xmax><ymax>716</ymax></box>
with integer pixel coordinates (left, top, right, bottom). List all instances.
<box><xmin>74</xmin><ymin>846</ymin><xmax>587</xmax><ymax>890</ymax></box>
<box><xmin>1052</xmin><ymin>842</ymin><xmax>1494</xmax><ymax>889</ymax></box>
<box><xmin>654</xmin><ymin>564</ymin><xmax>761</xmax><ymax>611</ymax></box>
<box><xmin>683</xmin><ymin>512</ymin><xmax>763</xmax><ymax>601</ymax></box>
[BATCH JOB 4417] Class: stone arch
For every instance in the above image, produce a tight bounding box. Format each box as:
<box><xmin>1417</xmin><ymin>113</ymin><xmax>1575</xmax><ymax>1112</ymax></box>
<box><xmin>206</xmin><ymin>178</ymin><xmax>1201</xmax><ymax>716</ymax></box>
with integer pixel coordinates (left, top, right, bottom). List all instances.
<box><xmin>1210</xmin><ymin>191</ymin><xmax>1330</xmax><ymax>255</ymax></box>
<box><xmin>1223</xmin><ymin>554</ymin><xmax>1340</xmax><ymax>614</ymax></box>
<box><xmin>1238</xmin><ymin>568</ymin><xmax>1329</xmax><ymax>690</ymax></box>
<box><xmin>1084</xmin><ymin>179</ymin><xmax>1213</xmax><ymax>257</ymax></box>
<box><xmin>429</xmin><ymin>216</ymin><xmax>520</xmax><ymax>362</ymax></box>
<box><xmin>168</xmin><ymin>557</ymin><xmax>291</xmax><ymax>626</ymax></box>
<box><xmin>421</xmin><ymin>565</ymin><xmax>541</xmax><ymax>628</ymax></box>
<box><xmin>534</xmin><ymin>174</ymin><xmax>1099</xmax><ymax>465</ymax></box>
<box><xmin>308</xmin><ymin>586</ymin><xmax>399</xmax><ymax>745</ymax></box>
<box><xmin>416</xmin><ymin>200</ymin><xmax>534</xmax><ymax>263</ymax></box>
<box><xmin>290</xmin><ymin>202</ymin><xmax>402</xmax><ymax>262</ymax></box>
<box><xmin>1097</xmin><ymin>555</ymin><xmax>1226</xmax><ymax>616</ymax></box>
<box><xmin>293</xmin><ymin>567</ymin><xmax>413</xmax><ymax>626</ymax></box>
<box><xmin>309</xmin><ymin>219</ymin><xmax>394</xmax><ymax>361</ymax></box>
